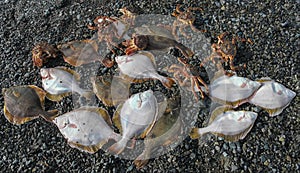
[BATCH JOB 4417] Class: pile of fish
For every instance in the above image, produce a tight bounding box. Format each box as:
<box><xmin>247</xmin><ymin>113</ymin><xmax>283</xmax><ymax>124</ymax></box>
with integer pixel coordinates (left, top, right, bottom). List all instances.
<box><xmin>2</xmin><ymin>5</ymin><xmax>296</xmax><ymax>169</ymax></box>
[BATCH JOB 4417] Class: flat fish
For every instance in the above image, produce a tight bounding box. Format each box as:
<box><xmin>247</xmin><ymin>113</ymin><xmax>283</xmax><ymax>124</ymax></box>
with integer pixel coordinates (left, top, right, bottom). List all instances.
<box><xmin>208</xmin><ymin>75</ymin><xmax>261</xmax><ymax>107</ymax></box>
<box><xmin>2</xmin><ymin>85</ymin><xmax>58</xmax><ymax>125</ymax></box>
<box><xmin>249</xmin><ymin>78</ymin><xmax>296</xmax><ymax>116</ymax></box>
<box><xmin>90</xmin><ymin>75</ymin><xmax>130</xmax><ymax>106</ymax></box>
<box><xmin>115</xmin><ymin>51</ymin><xmax>174</xmax><ymax>88</ymax></box>
<box><xmin>190</xmin><ymin>106</ymin><xmax>257</xmax><ymax>142</ymax></box>
<box><xmin>40</xmin><ymin>67</ymin><xmax>93</xmax><ymax>101</ymax></box>
<box><xmin>108</xmin><ymin>90</ymin><xmax>158</xmax><ymax>154</ymax></box>
<box><xmin>134</xmin><ymin>96</ymin><xmax>182</xmax><ymax>169</ymax></box>
<box><xmin>53</xmin><ymin>106</ymin><xmax>121</xmax><ymax>154</ymax></box>
<box><xmin>57</xmin><ymin>39</ymin><xmax>103</xmax><ymax>67</ymax></box>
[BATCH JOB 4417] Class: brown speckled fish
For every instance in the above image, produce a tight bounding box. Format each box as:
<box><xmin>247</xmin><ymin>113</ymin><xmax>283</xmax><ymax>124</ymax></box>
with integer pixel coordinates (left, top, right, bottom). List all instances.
<box><xmin>90</xmin><ymin>75</ymin><xmax>130</xmax><ymax>107</ymax></box>
<box><xmin>2</xmin><ymin>85</ymin><xmax>58</xmax><ymax>125</ymax></box>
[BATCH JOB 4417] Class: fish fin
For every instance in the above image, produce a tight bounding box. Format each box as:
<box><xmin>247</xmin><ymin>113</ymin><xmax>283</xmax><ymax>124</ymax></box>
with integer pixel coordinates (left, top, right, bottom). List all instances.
<box><xmin>95</xmin><ymin>107</ymin><xmax>113</xmax><ymax>126</ymax></box>
<box><xmin>41</xmin><ymin>109</ymin><xmax>59</xmax><ymax>122</ymax></box>
<box><xmin>56</xmin><ymin>67</ymin><xmax>81</xmax><ymax>81</ymax></box>
<box><xmin>3</xmin><ymin>105</ymin><xmax>37</xmax><ymax>125</ymax></box>
<box><xmin>189</xmin><ymin>128</ymin><xmax>201</xmax><ymax>139</ymax></box>
<box><xmin>266</xmin><ymin>108</ymin><xmax>283</xmax><ymax>117</ymax></box>
<box><xmin>81</xmin><ymin>90</ymin><xmax>94</xmax><ymax>100</ymax></box>
<box><xmin>214</xmin><ymin>122</ymin><xmax>255</xmax><ymax>142</ymax></box>
<box><xmin>161</xmin><ymin>77</ymin><xmax>175</xmax><ymax>88</ymax></box>
<box><xmin>68</xmin><ymin>140</ymin><xmax>107</xmax><ymax>154</ymax></box>
<box><xmin>134</xmin><ymin>150</ymin><xmax>151</xmax><ymax>169</ymax></box>
<box><xmin>256</xmin><ymin>77</ymin><xmax>272</xmax><ymax>83</ymax></box>
<box><xmin>28</xmin><ymin>85</ymin><xmax>47</xmax><ymax>107</ymax></box>
<box><xmin>139</xmin><ymin>51</ymin><xmax>156</xmax><ymax>66</ymax></box>
<box><xmin>208</xmin><ymin>106</ymin><xmax>232</xmax><ymax>124</ymax></box>
<box><xmin>112</xmin><ymin>104</ymin><xmax>123</xmax><ymax>134</ymax></box>
<box><xmin>108</xmin><ymin>138</ymin><xmax>128</xmax><ymax>155</ymax></box>
<box><xmin>46</xmin><ymin>92</ymin><xmax>71</xmax><ymax>102</ymax></box>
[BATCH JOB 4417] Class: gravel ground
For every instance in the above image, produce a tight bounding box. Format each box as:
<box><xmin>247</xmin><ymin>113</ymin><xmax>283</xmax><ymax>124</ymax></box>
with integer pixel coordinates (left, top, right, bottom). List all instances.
<box><xmin>0</xmin><ymin>0</ymin><xmax>299</xmax><ymax>172</ymax></box>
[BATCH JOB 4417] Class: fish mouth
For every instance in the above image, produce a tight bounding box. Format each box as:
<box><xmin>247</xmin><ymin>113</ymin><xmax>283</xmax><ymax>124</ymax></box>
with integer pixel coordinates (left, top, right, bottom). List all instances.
<box><xmin>40</xmin><ymin>68</ymin><xmax>49</xmax><ymax>79</ymax></box>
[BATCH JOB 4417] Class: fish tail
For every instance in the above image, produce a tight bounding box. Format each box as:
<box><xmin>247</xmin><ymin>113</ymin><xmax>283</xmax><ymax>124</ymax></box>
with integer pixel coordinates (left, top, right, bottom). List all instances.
<box><xmin>189</xmin><ymin>128</ymin><xmax>202</xmax><ymax>139</ymax></box>
<box><xmin>81</xmin><ymin>90</ymin><xmax>94</xmax><ymax>100</ymax></box>
<box><xmin>161</xmin><ymin>77</ymin><xmax>175</xmax><ymax>88</ymax></box>
<box><xmin>108</xmin><ymin>138</ymin><xmax>128</xmax><ymax>155</ymax></box>
<box><xmin>42</xmin><ymin>109</ymin><xmax>59</xmax><ymax>122</ymax></box>
<box><xmin>134</xmin><ymin>151</ymin><xmax>150</xmax><ymax>169</ymax></box>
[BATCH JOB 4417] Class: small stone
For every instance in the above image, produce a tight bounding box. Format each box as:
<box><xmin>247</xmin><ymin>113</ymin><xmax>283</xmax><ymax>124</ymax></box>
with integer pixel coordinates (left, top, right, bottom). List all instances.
<box><xmin>264</xmin><ymin>160</ymin><xmax>269</xmax><ymax>166</ymax></box>
<box><xmin>286</xmin><ymin>155</ymin><xmax>292</xmax><ymax>162</ymax></box>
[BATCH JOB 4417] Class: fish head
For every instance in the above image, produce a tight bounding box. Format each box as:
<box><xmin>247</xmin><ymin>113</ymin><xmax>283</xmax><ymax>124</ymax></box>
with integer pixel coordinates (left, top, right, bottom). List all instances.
<box><xmin>230</xmin><ymin>111</ymin><xmax>257</xmax><ymax>122</ymax></box>
<box><xmin>40</xmin><ymin>68</ymin><xmax>51</xmax><ymax>79</ymax></box>
<box><xmin>129</xmin><ymin>90</ymin><xmax>154</xmax><ymax>110</ymax></box>
<box><xmin>230</xmin><ymin>76</ymin><xmax>260</xmax><ymax>88</ymax></box>
<box><xmin>115</xmin><ymin>55</ymin><xmax>133</xmax><ymax>65</ymax></box>
<box><xmin>272</xmin><ymin>82</ymin><xmax>296</xmax><ymax>99</ymax></box>
<box><xmin>53</xmin><ymin>116</ymin><xmax>70</xmax><ymax>129</ymax></box>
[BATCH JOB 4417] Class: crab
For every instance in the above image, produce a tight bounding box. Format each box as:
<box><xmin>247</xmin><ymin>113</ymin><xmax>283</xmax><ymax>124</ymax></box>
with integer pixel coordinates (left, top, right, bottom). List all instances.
<box><xmin>123</xmin><ymin>34</ymin><xmax>194</xmax><ymax>58</ymax></box>
<box><xmin>87</xmin><ymin>16</ymin><xmax>129</xmax><ymax>54</ymax></box>
<box><xmin>168</xmin><ymin>58</ymin><xmax>208</xmax><ymax>100</ymax></box>
<box><xmin>31</xmin><ymin>42</ymin><xmax>59</xmax><ymax>67</ymax></box>
<box><xmin>171</xmin><ymin>4</ymin><xmax>205</xmax><ymax>39</ymax></box>
<box><xmin>201</xmin><ymin>32</ymin><xmax>252</xmax><ymax>71</ymax></box>
<box><xmin>119</xmin><ymin>6</ymin><xmax>141</xmax><ymax>26</ymax></box>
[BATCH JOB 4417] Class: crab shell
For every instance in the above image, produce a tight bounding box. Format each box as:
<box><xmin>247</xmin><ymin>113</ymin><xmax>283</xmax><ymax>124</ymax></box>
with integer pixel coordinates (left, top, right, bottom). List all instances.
<box><xmin>31</xmin><ymin>42</ymin><xmax>58</xmax><ymax>67</ymax></box>
<box><xmin>208</xmin><ymin>75</ymin><xmax>261</xmax><ymax>107</ymax></box>
<box><xmin>249</xmin><ymin>78</ymin><xmax>296</xmax><ymax>116</ymax></box>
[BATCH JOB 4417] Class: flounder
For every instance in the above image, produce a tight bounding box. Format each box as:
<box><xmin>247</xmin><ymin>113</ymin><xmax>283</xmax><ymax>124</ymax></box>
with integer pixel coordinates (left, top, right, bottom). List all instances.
<box><xmin>134</xmin><ymin>95</ymin><xmax>182</xmax><ymax>169</ymax></box>
<box><xmin>249</xmin><ymin>78</ymin><xmax>296</xmax><ymax>116</ymax></box>
<box><xmin>2</xmin><ymin>85</ymin><xmax>58</xmax><ymax>125</ymax></box>
<box><xmin>190</xmin><ymin>106</ymin><xmax>257</xmax><ymax>142</ymax></box>
<box><xmin>40</xmin><ymin>67</ymin><xmax>93</xmax><ymax>101</ymax></box>
<box><xmin>53</xmin><ymin>106</ymin><xmax>121</xmax><ymax>154</ymax></box>
<box><xmin>57</xmin><ymin>39</ymin><xmax>114</xmax><ymax>68</ymax></box>
<box><xmin>208</xmin><ymin>74</ymin><xmax>261</xmax><ymax>107</ymax></box>
<box><xmin>90</xmin><ymin>75</ymin><xmax>130</xmax><ymax>107</ymax></box>
<box><xmin>108</xmin><ymin>90</ymin><xmax>158</xmax><ymax>154</ymax></box>
<box><xmin>115</xmin><ymin>51</ymin><xmax>174</xmax><ymax>88</ymax></box>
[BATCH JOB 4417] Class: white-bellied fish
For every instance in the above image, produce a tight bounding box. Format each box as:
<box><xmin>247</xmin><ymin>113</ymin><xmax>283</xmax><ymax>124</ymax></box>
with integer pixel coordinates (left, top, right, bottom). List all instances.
<box><xmin>208</xmin><ymin>75</ymin><xmax>261</xmax><ymax>107</ymax></box>
<box><xmin>249</xmin><ymin>78</ymin><xmax>296</xmax><ymax>116</ymax></box>
<box><xmin>2</xmin><ymin>85</ymin><xmax>58</xmax><ymax>125</ymax></box>
<box><xmin>108</xmin><ymin>90</ymin><xmax>158</xmax><ymax>154</ymax></box>
<box><xmin>40</xmin><ymin>67</ymin><xmax>93</xmax><ymax>101</ymax></box>
<box><xmin>53</xmin><ymin>106</ymin><xmax>121</xmax><ymax>154</ymax></box>
<box><xmin>115</xmin><ymin>51</ymin><xmax>174</xmax><ymax>88</ymax></box>
<box><xmin>190</xmin><ymin>106</ymin><xmax>257</xmax><ymax>142</ymax></box>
